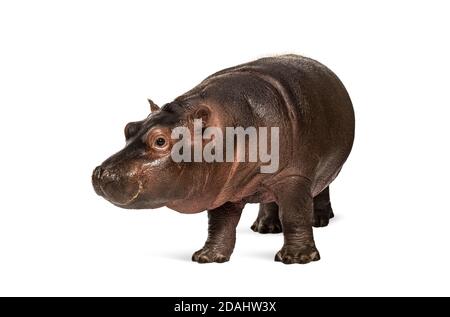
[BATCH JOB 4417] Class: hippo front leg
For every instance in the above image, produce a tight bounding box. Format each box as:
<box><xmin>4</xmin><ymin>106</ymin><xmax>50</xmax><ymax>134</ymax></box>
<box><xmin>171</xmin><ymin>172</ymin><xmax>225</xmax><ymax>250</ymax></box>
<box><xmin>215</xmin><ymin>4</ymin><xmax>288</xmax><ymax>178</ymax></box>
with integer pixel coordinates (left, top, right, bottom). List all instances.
<box><xmin>272</xmin><ymin>177</ymin><xmax>320</xmax><ymax>264</ymax></box>
<box><xmin>192</xmin><ymin>202</ymin><xmax>243</xmax><ymax>263</ymax></box>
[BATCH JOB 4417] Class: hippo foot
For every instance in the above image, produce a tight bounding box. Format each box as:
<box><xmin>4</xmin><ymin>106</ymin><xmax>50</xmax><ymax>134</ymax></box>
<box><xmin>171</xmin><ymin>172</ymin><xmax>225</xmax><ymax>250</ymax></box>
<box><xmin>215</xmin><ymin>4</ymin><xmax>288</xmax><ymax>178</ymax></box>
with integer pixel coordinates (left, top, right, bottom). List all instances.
<box><xmin>192</xmin><ymin>248</ymin><xmax>230</xmax><ymax>263</ymax></box>
<box><xmin>275</xmin><ymin>245</ymin><xmax>320</xmax><ymax>264</ymax></box>
<box><xmin>313</xmin><ymin>205</ymin><xmax>334</xmax><ymax>228</ymax></box>
<box><xmin>251</xmin><ymin>217</ymin><xmax>282</xmax><ymax>234</ymax></box>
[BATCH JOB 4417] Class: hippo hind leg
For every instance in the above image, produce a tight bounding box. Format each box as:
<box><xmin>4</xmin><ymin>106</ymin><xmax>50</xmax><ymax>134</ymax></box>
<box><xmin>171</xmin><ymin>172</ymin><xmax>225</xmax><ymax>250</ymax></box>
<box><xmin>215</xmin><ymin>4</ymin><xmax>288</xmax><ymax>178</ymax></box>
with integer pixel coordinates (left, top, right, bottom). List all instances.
<box><xmin>251</xmin><ymin>186</ymin><xmax>334</xmax><ymax>233</ymax></box>
<box><xmin>313</xmin><ymin>186</ymin><xmax>334</xmax><ymax>227</ymax></box>
<box><xmin>251</xmin><ymin>202</ymin><xmax>282</xmax><ymax>233</ymax></box>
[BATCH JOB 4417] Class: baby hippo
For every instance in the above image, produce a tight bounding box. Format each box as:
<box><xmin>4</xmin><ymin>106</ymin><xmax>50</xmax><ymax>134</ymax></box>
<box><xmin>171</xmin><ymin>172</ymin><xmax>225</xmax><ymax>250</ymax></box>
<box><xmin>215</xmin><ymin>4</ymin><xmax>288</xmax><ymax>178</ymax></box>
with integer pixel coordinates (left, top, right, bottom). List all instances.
<box><xmin>92</xmin><ymin>55</ymin><xmax>354</xmax><ymax>264</ymax></box>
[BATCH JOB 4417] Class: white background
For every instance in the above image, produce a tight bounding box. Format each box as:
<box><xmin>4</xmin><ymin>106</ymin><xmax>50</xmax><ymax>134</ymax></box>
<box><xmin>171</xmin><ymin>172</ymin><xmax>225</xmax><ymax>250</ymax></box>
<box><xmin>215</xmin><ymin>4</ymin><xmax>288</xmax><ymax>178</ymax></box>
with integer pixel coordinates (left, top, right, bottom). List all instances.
<box><xmin>0</xmin><ymin>0</ymin><xmax>449</xmax><ymax>296</ymax></box>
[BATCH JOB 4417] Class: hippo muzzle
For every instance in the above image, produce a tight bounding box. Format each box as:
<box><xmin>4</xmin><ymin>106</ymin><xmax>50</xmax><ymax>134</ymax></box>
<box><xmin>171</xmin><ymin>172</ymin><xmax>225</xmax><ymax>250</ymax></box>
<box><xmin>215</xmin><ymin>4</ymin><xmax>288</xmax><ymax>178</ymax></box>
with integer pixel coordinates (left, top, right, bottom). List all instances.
<box><xmin>92</xmin><ymin>165</ymin><xmax>142</xmax><ymax>206</ymax></box>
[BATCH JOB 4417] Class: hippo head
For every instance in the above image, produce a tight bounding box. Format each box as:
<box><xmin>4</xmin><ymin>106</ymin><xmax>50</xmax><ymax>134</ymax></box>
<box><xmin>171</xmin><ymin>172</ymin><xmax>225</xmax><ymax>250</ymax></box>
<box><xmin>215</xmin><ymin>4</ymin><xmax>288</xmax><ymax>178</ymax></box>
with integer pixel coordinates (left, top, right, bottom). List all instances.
<box><xmin>92</xmin><ymin>99</ymin><xmax>218</xmax><ymax>211</ymax></box>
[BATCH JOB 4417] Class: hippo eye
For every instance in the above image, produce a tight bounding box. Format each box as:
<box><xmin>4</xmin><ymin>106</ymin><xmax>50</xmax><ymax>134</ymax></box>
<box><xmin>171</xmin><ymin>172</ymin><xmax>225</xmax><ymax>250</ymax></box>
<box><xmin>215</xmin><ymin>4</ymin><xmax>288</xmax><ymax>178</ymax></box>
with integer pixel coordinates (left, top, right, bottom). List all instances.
<box><xmin>155</xmin><ymin>137</ymin><xmax>166</xmax><ymax>147</ymax></box>
<box><xmin>147</xmin><ymin>129</ymin><xmax>170</xmax><ymax>152</ymax></box>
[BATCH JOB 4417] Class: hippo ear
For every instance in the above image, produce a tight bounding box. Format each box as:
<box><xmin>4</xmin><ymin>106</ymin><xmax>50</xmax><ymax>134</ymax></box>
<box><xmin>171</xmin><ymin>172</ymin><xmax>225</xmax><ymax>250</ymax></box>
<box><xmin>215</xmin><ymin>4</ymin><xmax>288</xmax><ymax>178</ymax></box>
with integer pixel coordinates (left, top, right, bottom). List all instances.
<box><xmin>147</xmin><ymin>98</ymin><xmax>160</xmax><ymax>112</ymax></box>
<box><xmin>188</xmin><ymin>105</ymin><xmax>211</xmax><ymax>127</ymax></box>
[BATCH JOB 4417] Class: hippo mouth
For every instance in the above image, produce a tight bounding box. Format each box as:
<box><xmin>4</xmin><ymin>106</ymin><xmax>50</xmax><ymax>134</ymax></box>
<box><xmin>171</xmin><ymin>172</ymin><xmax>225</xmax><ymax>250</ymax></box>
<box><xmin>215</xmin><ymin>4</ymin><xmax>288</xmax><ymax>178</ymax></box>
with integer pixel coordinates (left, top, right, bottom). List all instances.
<box><xmin>100</xmin><ymin>180</ymin><xmax>143</xmax><ymax>206</ymax></box>
<box><xmin>110</xmin><ymin>182</ymin><xmax>142</xmax><ymax>206</ymax></box>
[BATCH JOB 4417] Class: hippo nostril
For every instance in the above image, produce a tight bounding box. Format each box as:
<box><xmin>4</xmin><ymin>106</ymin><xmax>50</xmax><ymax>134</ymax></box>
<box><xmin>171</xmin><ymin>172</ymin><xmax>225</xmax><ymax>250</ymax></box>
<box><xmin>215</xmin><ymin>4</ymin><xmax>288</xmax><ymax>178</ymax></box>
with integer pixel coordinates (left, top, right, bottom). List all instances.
<box><xmin>98</xmin><ymin>167</ymin><xmax>120</xmax><ymax>183</ymax></box>
<box><xmin>93</xmin><ymin>166</ymin><xmax>104</xmax><ymax>179</ymax></box>
<box><xmin>102</xmin><ymin>169</ymin><xmax>111</xmax><ymax>179</ymax></box>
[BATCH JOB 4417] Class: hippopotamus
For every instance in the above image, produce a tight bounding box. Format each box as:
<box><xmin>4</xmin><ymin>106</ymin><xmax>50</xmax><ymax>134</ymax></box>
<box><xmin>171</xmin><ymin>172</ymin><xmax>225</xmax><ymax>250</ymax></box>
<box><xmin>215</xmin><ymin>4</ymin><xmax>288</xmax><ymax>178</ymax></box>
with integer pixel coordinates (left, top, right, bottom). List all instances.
<box><xmin>92</xmin><ymin>54</ymin><xmax>354</xmax><ymax>264</ymax></box>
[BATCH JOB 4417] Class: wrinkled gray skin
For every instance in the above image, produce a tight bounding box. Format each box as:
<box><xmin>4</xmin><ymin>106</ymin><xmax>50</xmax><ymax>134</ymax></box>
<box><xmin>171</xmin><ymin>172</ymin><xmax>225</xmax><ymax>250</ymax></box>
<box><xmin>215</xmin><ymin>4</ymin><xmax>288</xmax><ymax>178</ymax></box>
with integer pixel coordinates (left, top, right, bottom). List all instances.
<box><xmin>92</xmin><ymin>55</ymin><xmax>355</xmax><ymax>264</ymax></box>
